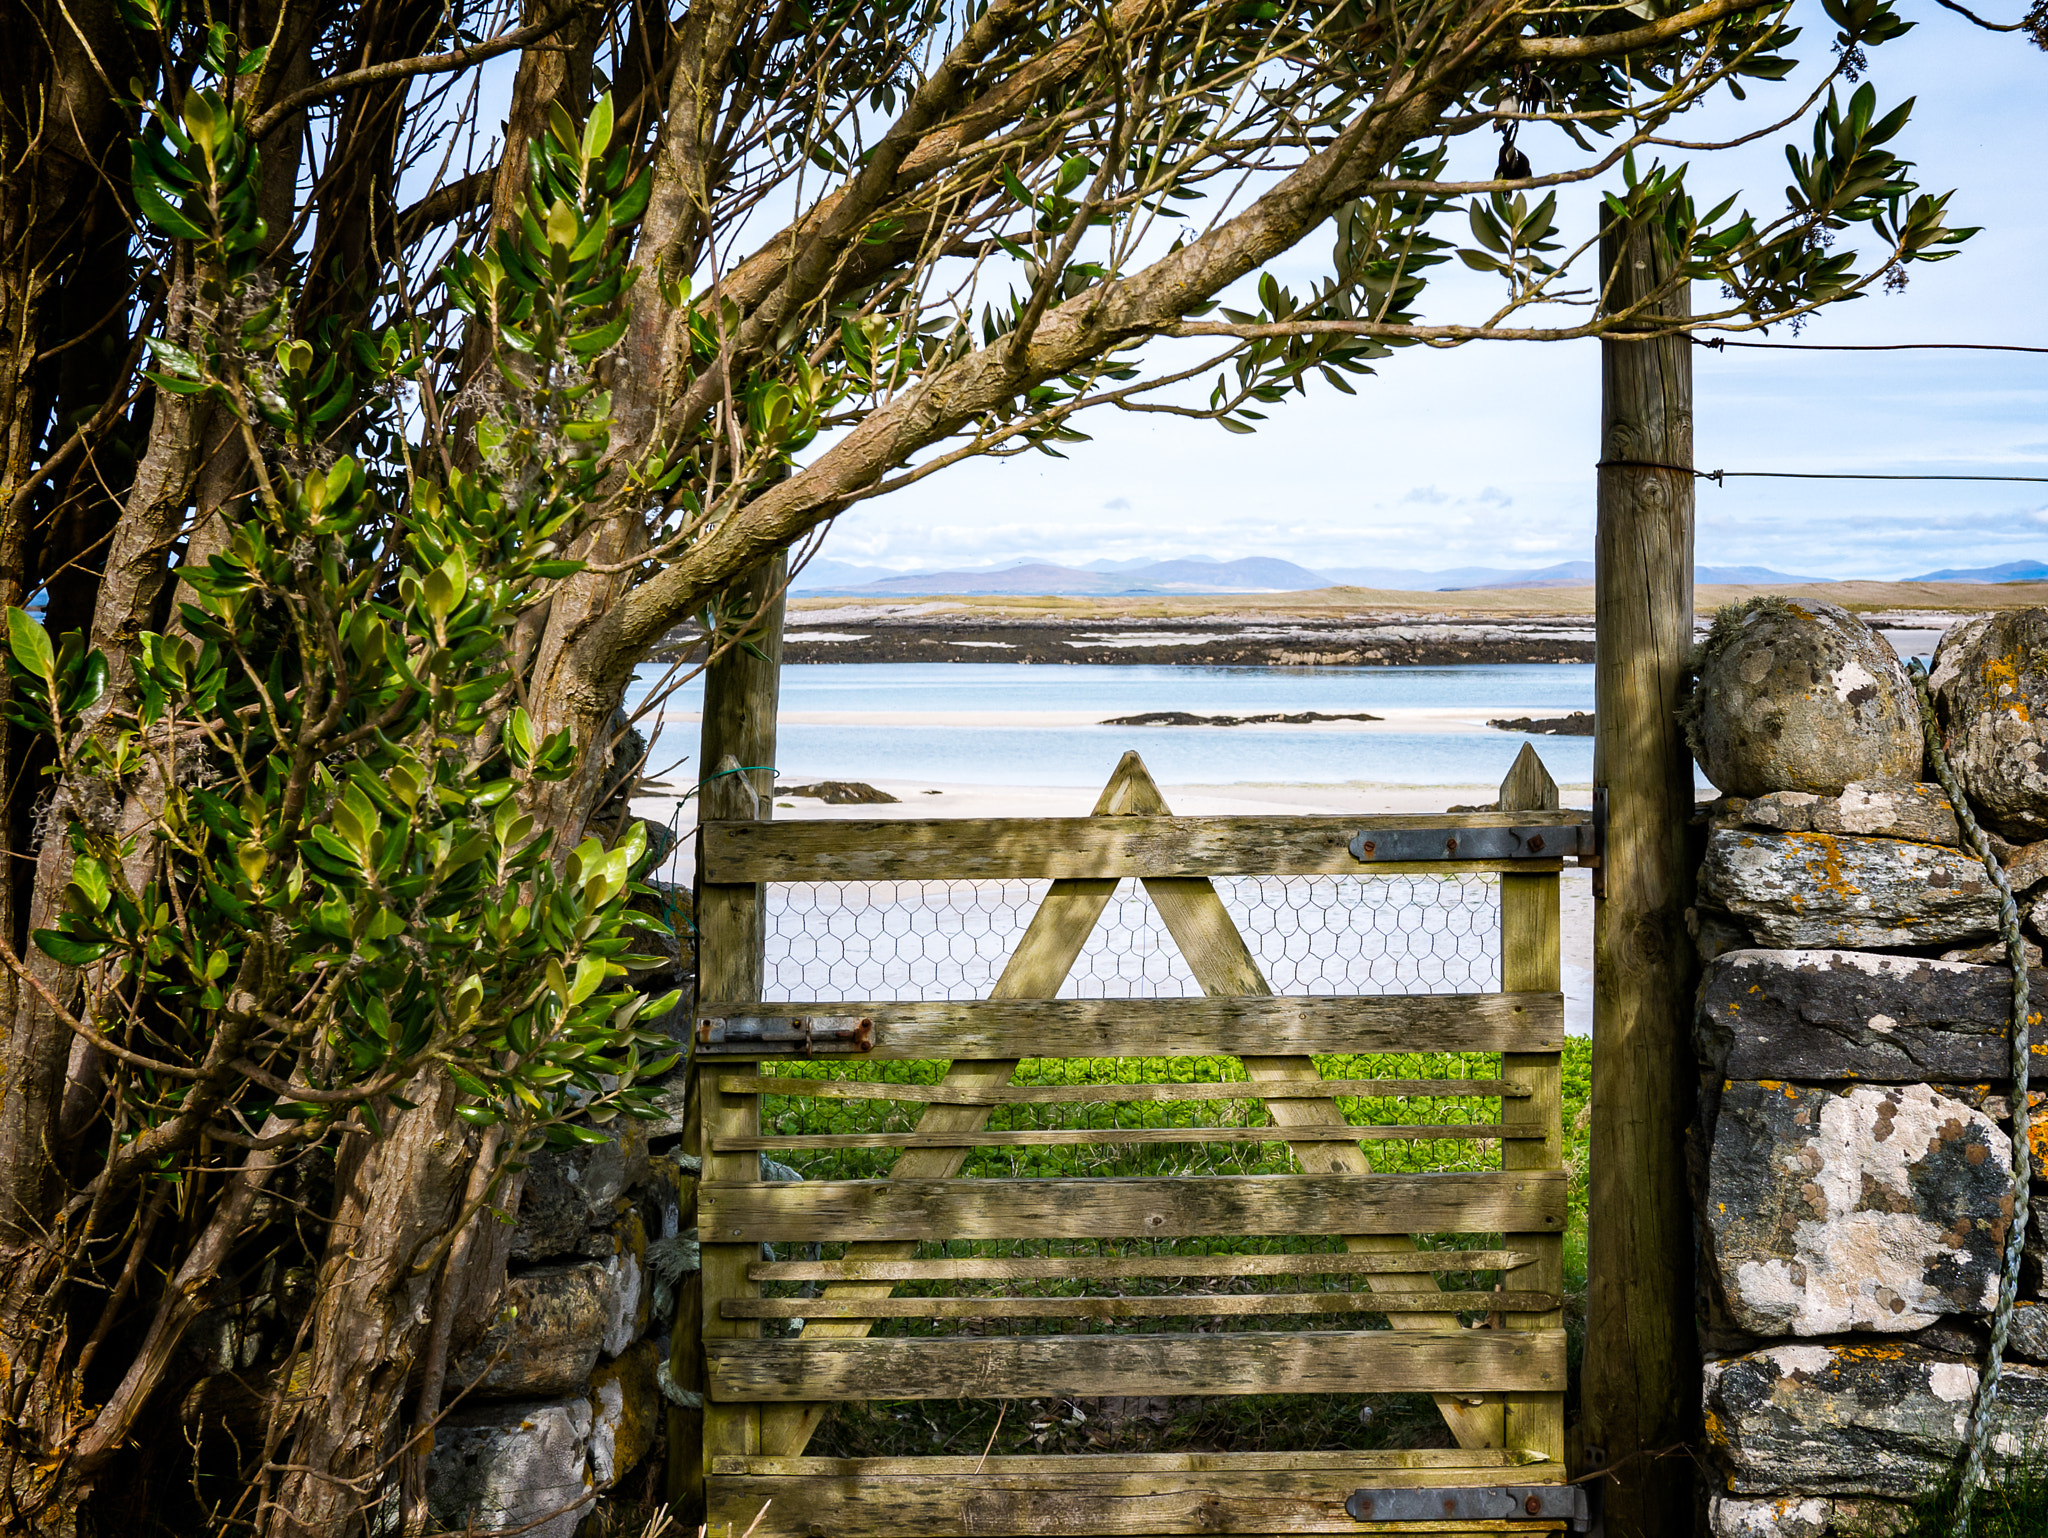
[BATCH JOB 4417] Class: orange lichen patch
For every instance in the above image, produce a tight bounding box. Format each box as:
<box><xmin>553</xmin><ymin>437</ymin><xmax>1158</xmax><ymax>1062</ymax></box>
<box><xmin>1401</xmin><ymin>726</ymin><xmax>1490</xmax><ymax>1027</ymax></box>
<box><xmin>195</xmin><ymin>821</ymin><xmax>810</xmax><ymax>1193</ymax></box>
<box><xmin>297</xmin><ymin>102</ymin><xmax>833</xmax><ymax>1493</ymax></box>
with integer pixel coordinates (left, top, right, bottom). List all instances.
<box><xmin>1792</xmin><ymin>832</ymin><xmax>1861</xmax><ymax>899</ymax></box>
<box><xmin>1703</xmin><ymin>1409</ymin><xmax>1728</xmax><ymax>1449</ymax></box>
<box><xmin>1980</xmin><ymin>652</ymin><xmax>2032</xmax><ymax>720</ymax></box>
<box><xmin>1838</xmin><ymin>1344</ymin><xmax>1909</xmax><ymax>1363</ymax></box>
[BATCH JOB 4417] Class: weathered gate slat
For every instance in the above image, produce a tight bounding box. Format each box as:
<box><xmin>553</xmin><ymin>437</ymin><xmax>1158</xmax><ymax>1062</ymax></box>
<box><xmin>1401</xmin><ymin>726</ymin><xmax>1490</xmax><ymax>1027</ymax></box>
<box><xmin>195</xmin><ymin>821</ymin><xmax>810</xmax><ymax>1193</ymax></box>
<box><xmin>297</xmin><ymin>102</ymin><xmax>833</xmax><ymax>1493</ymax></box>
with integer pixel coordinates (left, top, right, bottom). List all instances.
<box><xmin>715</xmin><ymin>1122</ymin><xmax>1537</xmax><ymax>1152</ymax></box>
<box><xmin>716</xmin><ymin>1074</ymin><xmax>1537</xmax><ymax>1105</ymax></box>
<box><xmin>703</xmin><ymin>812</ymin><xmax>1572</xmax><ymax>881</ymax></box>
<box><xmin>719</xmin><ymin>1448</ymin><xmax>1549</xmax><ymax>1476</ymax></box>
<box><xmin>710</xmin><ymin>1451</ymin><xmax>1562</xmax><ymax>1538</ymax></box>
<box><xmin>723</xmin><ymin>1290</ymin><xmax>1562</xmax><ymax>1319</ymax></box>
<box><xmin>700</xmin><ymin>1170</ymin><xmax>1566</xmax><ymax>1242</ymax></box>
<box><xmin>695</xmin><ymin>992</ymin><xmax>1564</xmax><ymax>1057</ymax></box>
<box><xmin>749</xmin><ymin>1249</ymin><xmax>1541</xmax><ymax>1283</ymax></box>
<box><xmin>705</xmin><ymin>1327</ymin><xmax>1567</xmax><ymax>1402</ymax></box>
<box><xmin>708</xmin><ymin>1460</ymin><xmax>1565</xmax><ymax>1538</ymax></box>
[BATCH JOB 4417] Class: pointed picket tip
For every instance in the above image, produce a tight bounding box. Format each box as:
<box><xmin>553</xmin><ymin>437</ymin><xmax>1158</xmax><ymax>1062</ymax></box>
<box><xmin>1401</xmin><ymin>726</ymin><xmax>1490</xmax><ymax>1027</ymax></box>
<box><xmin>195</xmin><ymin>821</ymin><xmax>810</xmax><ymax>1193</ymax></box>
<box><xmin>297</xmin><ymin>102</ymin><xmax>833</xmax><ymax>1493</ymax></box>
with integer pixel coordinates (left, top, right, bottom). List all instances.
<box><xmin>1094</xmin><ymin>750</ymin><xmax>1173</xmax><ymax>816</ymax></box>
<box><xmin>1499</xmin><ymin>742</ymin><xmax>1559</xmax><ymax>813</ymax></box>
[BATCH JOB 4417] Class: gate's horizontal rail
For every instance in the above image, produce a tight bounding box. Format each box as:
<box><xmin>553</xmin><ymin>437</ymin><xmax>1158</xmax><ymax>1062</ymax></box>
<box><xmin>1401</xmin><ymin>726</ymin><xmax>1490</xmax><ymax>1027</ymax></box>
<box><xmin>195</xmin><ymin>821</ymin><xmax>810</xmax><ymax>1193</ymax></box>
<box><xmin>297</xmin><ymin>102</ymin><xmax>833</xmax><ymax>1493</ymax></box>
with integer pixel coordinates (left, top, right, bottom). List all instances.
<box><xmin>702</xmin><ymin>813</ymin><xmax>1575</xmax><ymax>881</ymax></box>
<box><xmin>709</xmin><ymin>1450</ymin><xmax>1560</xmax><ymax>1538</ymax></box>
<box><xmin>717</xmin><ymin>1074</ymin><xmax>1534</xmax><ymax>1106</ymax></box>
<box><xmin>715</xmin><ymin>1123</ymin><xmax>1539</xmax><ymax>1153</ymax></box>
<box><xmin>749</xmin><ymin>1249</ymin><xmax>1541</xmax><ymax>1283</ymax></box>
<box><xmin>698</xmin><ymin>993</ymin><xmax>1563</xmax><ymax>1058</ymax></box>
<box><xmin>700</xmin><ymin>1171</ymin><xmax>1566</xmax><ymax>1242</ymax></box>
<box><xmin>718</xmin><ymin>1449</ymin><xmax>1550</xmax><ymax>1475</ymax></box>
<box><xmin>705</xmin><ymin>1327</ymin><xmax>1566</xmax><ymax>1402</ymax></box>
<box><xmin>722</xmin><ymin>1290</ymin><xmax>1561</xmax><ymax>1320</ymax></box>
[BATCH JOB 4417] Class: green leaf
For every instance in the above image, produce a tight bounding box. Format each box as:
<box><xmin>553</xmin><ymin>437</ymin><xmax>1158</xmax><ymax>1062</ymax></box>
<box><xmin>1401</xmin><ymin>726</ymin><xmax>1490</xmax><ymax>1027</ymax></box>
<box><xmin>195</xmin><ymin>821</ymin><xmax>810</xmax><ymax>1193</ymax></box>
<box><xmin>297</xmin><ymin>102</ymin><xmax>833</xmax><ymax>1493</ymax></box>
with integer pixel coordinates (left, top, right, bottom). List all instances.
<box><xmin>7</xmin><ymin>609</ymin><xmax>54</xmax><ymax>681</ymax></box>
<box><xmin>33</xmin><ymin>929</ymin><xmax>111</xmax><ymax>967</ymax></box>
<box><xmin>131</xmin><ymin>174</ymin><xmax>208</xmax><ymax>242</ymax></box>
<box><xmin>581</xmin><ymin>95</ymin><xmax>614</xmax><ymax>164</ymax></box>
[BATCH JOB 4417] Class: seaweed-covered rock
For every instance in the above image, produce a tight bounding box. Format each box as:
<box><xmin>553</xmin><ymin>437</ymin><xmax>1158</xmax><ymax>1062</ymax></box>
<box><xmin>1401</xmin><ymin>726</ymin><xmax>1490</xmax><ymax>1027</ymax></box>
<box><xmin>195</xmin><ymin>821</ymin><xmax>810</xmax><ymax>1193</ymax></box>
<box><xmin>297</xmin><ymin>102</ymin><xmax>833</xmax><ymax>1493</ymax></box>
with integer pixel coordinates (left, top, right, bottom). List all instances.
<box><xmin>1689</xmin><ymin>599</ymin><xmax>1921</xmax><ymax>797</ymax></box>
<box><xmin>1930</xmin><ymin>609</ymin><xmax>2048</xmax><ymax>840</ymax></box>
<box><xmin>1694</xmin><ymin>949</ymin><xmax>2048</xmax><ymax>1083</ymax></box>
<box><xmin>1705</xmin><ymin>1344</ymin><xmax>2048</xmax><ymax>1497</ymax></box>
<box><xmin>1699</xmin><ymin>829</ymin><xmax>2000</xmax><ymax>949</ymax></box>
<box><xmin>1705</xmin><ymin>1081</ymin><xmax>2009</xmax><ymax>1336</ymax></box>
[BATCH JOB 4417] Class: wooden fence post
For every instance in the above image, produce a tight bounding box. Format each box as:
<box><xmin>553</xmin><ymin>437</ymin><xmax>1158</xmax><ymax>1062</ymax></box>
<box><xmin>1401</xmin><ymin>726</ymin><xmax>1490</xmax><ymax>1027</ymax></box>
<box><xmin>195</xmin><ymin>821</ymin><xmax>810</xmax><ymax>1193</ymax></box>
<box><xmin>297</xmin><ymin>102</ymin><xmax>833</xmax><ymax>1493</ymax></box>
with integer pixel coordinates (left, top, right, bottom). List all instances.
<box><xmin>1582</xmin><ymin>216</ymin><xmax>1700</xmax><ymax>1534</ymax></box>
<box><xmin>672</xmin><ymin>551</ymin><xmax>787</xmax><ymax>1521</ymax></box>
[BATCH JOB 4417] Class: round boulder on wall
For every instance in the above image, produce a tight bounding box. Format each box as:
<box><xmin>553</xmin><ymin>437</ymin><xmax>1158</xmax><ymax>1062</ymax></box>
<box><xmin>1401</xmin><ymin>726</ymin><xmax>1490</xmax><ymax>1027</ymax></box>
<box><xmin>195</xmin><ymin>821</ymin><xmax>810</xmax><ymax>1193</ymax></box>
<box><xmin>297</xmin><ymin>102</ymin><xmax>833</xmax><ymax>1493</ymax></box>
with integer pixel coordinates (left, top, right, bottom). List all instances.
<box><xmin>1687</xmin><ymin>598</ymin><xmax>1921</xmax><ymax>798</ymax></box>
<box><xmin>1929</xmin><ymin>607</ymin><xmax>2048</xmax><ymax>841</ymax></box>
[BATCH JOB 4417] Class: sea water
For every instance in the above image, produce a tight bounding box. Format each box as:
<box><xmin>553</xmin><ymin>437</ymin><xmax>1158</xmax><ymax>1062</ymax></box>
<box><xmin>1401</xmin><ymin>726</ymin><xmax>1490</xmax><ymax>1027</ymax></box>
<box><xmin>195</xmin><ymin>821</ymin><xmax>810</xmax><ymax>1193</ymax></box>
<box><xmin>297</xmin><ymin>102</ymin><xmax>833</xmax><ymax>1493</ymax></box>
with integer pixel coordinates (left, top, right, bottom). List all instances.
<box><xmin>631</xmin><ymin>661</ymin><xmax>1607</xmax><ymax>787</ymax></box>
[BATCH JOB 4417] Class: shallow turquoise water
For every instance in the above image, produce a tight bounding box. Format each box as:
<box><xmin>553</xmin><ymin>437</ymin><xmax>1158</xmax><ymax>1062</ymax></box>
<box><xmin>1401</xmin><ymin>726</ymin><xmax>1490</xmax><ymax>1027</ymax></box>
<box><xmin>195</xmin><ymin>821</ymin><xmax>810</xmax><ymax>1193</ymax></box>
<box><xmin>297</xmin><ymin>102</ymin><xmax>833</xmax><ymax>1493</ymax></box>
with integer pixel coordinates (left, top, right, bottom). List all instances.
<box><xmin>631</xmin><ymin>662</ymin><xmax>1602</xmax><ymax>787</ymax></box>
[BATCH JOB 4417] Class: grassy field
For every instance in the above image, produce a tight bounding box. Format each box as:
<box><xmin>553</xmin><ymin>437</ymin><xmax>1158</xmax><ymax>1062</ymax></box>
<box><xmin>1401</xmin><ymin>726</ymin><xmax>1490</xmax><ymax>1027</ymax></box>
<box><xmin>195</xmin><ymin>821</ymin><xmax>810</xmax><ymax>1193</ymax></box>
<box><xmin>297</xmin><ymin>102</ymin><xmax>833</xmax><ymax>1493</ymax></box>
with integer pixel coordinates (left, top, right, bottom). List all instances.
<box><xmin>753</xmin><ymin>1041</ymin><xmax>1592</xmax><ymax>1459</ymax></box>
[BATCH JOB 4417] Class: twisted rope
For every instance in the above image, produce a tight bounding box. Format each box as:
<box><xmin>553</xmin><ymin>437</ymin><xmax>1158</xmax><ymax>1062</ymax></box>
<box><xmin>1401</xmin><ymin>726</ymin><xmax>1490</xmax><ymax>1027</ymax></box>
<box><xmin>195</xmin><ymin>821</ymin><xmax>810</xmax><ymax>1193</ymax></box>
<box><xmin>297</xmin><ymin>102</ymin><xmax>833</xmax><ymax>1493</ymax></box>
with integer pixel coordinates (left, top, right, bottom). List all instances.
<box><xmin>1909</xmin><ymin>660</ymin><xmax>2035</xmax><ymax>1537</ymax></box>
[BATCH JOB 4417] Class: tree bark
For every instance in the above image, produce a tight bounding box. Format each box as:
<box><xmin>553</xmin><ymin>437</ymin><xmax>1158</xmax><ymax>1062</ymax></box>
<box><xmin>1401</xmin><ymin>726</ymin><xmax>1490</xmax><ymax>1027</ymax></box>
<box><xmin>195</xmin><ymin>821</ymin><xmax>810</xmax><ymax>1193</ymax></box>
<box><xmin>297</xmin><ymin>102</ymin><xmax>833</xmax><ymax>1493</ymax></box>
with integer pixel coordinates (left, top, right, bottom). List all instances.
<box><xmin>1581</xmin><ymin>212</ymin><xmax>1700</xmax><ymax>1537</ymax></box>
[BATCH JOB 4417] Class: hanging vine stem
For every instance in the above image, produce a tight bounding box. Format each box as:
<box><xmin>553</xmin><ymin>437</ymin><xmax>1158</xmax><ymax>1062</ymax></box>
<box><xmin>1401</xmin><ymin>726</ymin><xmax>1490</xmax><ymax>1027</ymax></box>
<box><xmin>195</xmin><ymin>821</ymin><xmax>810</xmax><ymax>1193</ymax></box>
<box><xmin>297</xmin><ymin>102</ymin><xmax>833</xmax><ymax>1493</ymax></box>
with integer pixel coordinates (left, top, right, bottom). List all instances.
<box><xmin>1909</xmin><ymin>659</ymin><xmax>2035</xmax><ymax>1537</ymax></box>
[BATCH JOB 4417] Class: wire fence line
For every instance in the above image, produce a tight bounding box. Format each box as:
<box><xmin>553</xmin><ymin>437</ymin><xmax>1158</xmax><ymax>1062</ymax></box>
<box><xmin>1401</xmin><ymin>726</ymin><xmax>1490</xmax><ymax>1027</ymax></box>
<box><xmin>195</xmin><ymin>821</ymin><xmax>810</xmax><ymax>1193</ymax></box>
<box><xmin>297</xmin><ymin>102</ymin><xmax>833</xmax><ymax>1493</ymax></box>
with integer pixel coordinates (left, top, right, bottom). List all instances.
<box><xmin>758</xmin><ymin>875</ymin><xmax>1502</xmax><ymax>1002</ymax></box>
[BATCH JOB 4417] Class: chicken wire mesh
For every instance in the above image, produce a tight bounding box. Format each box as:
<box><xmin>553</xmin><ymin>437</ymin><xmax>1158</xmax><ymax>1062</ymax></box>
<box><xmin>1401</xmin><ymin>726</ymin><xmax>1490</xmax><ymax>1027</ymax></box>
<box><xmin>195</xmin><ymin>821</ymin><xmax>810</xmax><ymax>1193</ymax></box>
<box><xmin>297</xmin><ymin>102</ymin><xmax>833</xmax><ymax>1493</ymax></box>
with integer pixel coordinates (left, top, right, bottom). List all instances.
<box><xmin>759</xmin><ymin>874</ymin><xmax>1500</xmax><ymax>1001</ymax></box>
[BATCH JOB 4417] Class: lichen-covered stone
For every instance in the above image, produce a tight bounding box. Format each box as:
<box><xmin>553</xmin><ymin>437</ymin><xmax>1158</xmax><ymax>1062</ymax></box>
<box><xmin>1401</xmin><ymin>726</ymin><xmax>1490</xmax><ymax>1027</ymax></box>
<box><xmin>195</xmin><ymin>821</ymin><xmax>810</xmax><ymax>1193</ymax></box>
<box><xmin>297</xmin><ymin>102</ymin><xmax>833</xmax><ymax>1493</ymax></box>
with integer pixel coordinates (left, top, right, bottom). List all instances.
<box><xmin>1689</xmin><ymin>599</ymin><xmax>1921</xmax><ymax>797</ymax></box>
<box><xmin>2010</xmin><ymin>1299</ymin><xmax>2048</xmax><ymax>1362</ymax></box>
<box><xmin>1930</xmin><ymin>609</ymin><xmax>2048</xmax><ymax>840</ymax></box>
<box><xmin>1699</xmin><ymin>830</ymin><xmax>2000</xmax><ymax>949</ymax></box>
<box><xmin>589</xmin><ymin>1340</ymin><xmax>662</xmax><ymax>1487</ymax></box>
<box><xmin>510</xmin><ymin>1125</ymin><xmax>650</xmax><ymax>1261</ymax></box>
<box><xmin>448</xmin><ymin>1264</ymin><xmax>614</xmax><ymax>1400</ymax></box>
<box><xmin>426</xmin><ymin>1396</ymin><xmax>595</xmax><ymax>1538</ymax></box>
<box><xmin>1695</xmin><ymin>949</ymin><xmax>2048</xmax><ymax>1083</ymax></box>
<box><xmin>1706</xmin><ymin>1082</ymin><xmax>2010</xmax><ymax>1336</ymax></box>
<box><xmin>1940</xmin><ymin>938</ymin><xmax>2044</xmax><ymax>968</ymax></box>
<box><xmin>1710</xmin><ymin>1497</ymin><xmax>1916</xmax><ymax>1538</ymax></box>
<box><xmin>1705</xmin><ymin>1343</ymin><xmax>2048</xmax><ymax>1497</ymax></box>
<box><xmin>1732</xmin><ymin>784</ymin><xmax>1960</xmax><ymax>846</ymax></box>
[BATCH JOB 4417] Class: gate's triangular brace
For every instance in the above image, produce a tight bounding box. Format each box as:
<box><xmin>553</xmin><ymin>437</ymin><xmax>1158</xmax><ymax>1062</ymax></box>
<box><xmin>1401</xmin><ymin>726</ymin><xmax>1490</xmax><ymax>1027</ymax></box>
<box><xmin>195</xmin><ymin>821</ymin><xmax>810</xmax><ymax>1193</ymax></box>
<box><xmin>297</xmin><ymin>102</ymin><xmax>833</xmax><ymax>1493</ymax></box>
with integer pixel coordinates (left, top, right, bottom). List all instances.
<box><xmin>757</xmin><ymin>751</ymin><xmax>1510</xmax><ymax>1460</ymax></box>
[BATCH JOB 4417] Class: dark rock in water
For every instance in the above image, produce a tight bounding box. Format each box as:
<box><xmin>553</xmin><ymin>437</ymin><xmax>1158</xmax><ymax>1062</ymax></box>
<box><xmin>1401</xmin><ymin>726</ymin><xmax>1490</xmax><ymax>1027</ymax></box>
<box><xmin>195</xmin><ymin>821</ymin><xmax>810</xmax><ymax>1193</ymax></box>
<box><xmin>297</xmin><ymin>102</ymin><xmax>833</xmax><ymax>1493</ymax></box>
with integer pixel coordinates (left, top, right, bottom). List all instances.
<box><xmin>1705</xmin><ymin>1343</ymin><xmax>2048</xmax><ymax>1497</ymax></box>
<box><xmin>1099</xmin><ymin>710</ymin><xmax>1381</xmax><ymax>727</ymax></box>
<box><xmin>1930</xmin><ymin>608</ymin><xmax>2048</xmax><ymax>840</ymax></box>
<box><xmin>1699</xmin><ymin>828</ymin><xmax>2000</xmax><ymax>948</ymax></box>
<box><xmin>1688</xmin><ymin>598</ymin><xmax>1921</xmax><ymax>797</ymax></box>
<box><xmin>1696</xmin><ymin>948</ymin><xmax>2048</xmax><ymax>1083</ymax></box>
<box><xmin>776</xmin><ymin>780</ymin><xmax>900</xmax><ymax>804</ymax></box>
<box><xmin>1487</xmin><ymin>712</ymin><xmax>1594</xmax><ymax>736</ymax></box>
<box><xmin>1705</xmin><ymin>1080</ymin><xmax>2008</xmax><ymax>1336</ymax></box>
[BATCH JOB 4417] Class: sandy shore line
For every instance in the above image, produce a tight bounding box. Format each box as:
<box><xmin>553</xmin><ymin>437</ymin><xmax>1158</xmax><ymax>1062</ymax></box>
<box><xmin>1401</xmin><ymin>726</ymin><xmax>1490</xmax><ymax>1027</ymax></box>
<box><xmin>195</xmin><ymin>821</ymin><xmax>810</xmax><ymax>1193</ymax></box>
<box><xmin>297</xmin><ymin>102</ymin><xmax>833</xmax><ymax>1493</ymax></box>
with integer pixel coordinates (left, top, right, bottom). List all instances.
<box><xmin>648</xmin><ymin>706</ymin><xmax>1578</xmax><ymax>735</ymax></box>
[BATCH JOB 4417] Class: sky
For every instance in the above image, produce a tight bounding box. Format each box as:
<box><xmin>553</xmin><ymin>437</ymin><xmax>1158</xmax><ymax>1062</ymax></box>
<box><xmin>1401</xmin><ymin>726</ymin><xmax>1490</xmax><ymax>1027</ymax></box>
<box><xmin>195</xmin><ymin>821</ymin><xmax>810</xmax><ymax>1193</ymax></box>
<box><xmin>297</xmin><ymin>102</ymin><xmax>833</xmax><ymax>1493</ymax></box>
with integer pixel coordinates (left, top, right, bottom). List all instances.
<box><xmin>801</xmin><ymin>3</ymin><xmax>2048</xmax><ymax>582</ymax></box>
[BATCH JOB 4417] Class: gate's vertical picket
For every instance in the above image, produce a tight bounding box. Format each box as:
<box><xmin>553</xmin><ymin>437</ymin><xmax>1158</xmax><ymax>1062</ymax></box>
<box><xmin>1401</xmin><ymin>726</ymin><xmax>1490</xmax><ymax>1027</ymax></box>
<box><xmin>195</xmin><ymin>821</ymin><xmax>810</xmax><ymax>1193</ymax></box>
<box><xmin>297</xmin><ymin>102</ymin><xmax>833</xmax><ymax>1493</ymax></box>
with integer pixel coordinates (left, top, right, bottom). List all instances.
<box><xmin>699</xmin><ymin>755</ymin><xmax>767</xmax><ymax>1470</ymax></box>
<box><xmin>1498</xmin><ymin>746</ymin><xmax>1568</xmax><ymax>1468</ymax></box>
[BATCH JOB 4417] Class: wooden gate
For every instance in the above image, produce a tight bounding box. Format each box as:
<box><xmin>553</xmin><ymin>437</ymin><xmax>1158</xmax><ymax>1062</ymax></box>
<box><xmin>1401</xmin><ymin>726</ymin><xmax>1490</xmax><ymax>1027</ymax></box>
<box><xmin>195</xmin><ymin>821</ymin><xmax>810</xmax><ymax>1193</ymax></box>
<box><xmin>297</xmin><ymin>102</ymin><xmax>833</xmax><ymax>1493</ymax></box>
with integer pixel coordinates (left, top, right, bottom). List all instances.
<box><xmin>686</xmin><ymin>748</ymin><xmax>1581</xmax><ymax>1536</ymax></box>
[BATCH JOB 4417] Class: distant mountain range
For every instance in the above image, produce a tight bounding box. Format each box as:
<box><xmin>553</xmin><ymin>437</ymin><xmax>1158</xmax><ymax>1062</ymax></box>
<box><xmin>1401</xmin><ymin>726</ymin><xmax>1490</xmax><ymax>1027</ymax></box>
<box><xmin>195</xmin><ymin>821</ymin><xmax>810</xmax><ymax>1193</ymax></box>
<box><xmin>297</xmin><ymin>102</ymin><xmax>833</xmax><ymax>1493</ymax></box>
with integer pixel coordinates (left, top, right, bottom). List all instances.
<box><xmin>790</xmin><ymin>554</ymin><xmax>1832</xmax><ymax>596</ymax></box>
<box><xmin>1904</xmin><ymin>559</ymin><xmax>2048</xmax><ymax>583</ymax></box>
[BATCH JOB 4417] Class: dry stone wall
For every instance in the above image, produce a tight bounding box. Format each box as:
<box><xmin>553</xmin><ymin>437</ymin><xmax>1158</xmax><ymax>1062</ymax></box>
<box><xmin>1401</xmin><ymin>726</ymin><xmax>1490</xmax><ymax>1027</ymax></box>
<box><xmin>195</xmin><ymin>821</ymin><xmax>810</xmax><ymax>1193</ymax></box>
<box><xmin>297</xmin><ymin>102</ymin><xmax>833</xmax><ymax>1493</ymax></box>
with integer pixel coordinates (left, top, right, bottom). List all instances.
<box><xmin>425</xmin><ymin>864</ymin><xmax>701</xmax><ymax>1538</ymax></box>
<box><xmin>1690</xmin><ymin>606</ymin><xmax>2048</xmax><ymax>1537</ymax></box>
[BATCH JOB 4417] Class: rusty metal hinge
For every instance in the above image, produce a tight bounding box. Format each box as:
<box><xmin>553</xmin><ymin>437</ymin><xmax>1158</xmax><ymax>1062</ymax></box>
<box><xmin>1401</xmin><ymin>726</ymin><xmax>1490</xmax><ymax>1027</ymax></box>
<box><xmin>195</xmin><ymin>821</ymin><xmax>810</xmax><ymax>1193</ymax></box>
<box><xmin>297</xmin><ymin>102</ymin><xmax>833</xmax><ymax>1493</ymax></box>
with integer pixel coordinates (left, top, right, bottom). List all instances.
<box><xmin>1346</xmin><ymin>1484</ymin><xmax>1590</xmax><ymax>1530</ymax></box>
<box><xmin>696</xmin><ymin>1014</ymin><xmax>875</xmax><ymax>1055</ymax></box>
<box><xmin>1348</xmin><ymin>824</ymin><xmax>1597</xmax><ymax>863</ymax></box>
